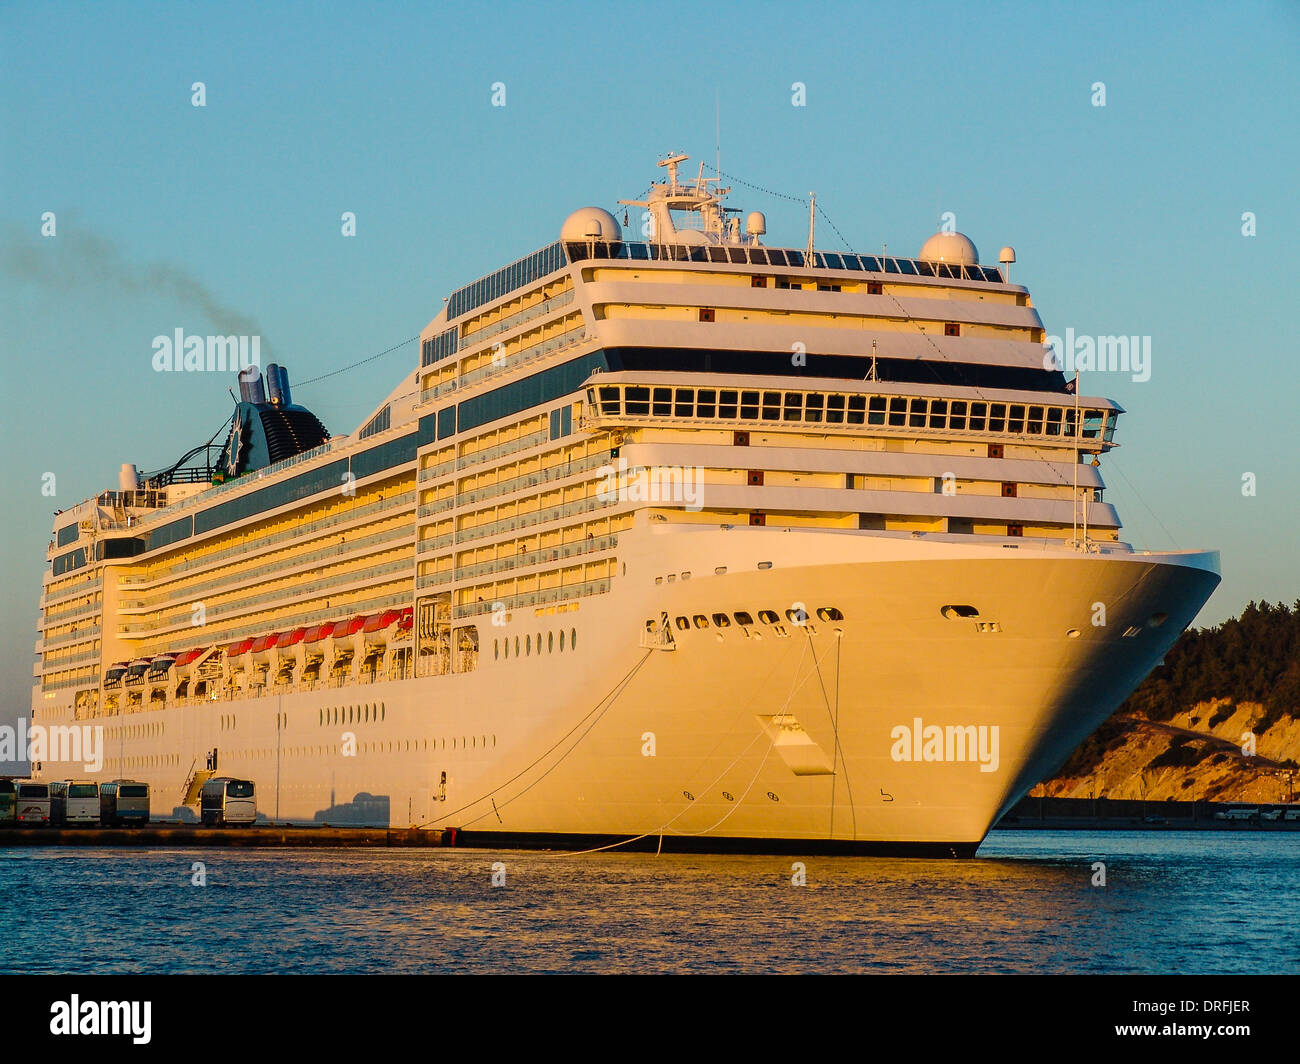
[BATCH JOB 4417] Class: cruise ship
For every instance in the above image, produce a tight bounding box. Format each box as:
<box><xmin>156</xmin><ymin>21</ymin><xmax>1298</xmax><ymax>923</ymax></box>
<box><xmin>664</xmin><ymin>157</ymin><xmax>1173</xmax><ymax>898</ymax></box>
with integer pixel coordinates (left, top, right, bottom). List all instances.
<box><xmin>31</xmin><ymin>153</ymin><xmax>1219</xmax><ymax>854</ymax></box>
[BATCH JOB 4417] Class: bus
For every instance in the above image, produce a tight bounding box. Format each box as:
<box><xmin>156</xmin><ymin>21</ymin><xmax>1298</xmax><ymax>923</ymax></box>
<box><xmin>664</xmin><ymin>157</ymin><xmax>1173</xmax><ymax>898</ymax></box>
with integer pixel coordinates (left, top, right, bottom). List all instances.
<box><xmin>0</xmin><ymin>779</ymin><xmax>17</xmax><ymax>825</ymax></box>
<box><xmin>63</xmin><ymin>780</ymin><xmax>101</xmax><ymax>825</ymax></box>
<box><xmin>16</xmin><ymin>781</ymin><xmax>52</xmax><ymax>826</ymax></box>
<box><xmin>200</xmin><ymin>777</ymin><xmax>257</xmax><ymax>827</ymax></box>
<box><xmin>100</xmin><ymin>780</ymin><xmax>150</xmax><ymax>827</ymax></box>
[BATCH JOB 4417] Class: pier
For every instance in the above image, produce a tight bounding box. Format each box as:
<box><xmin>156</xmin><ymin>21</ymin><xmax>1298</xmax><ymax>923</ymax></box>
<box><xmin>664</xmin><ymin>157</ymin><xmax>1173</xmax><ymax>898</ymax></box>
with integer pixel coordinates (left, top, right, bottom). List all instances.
<box><xmin>0</xmin><ymin>824</ymin><xmax>454</xmax><ymax>848</ymax></box>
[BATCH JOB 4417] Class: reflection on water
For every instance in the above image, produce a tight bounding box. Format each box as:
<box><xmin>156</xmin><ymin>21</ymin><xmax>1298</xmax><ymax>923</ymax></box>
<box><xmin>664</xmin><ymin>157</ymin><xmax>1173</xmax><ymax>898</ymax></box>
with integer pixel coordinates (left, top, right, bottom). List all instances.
<box><xmin>1</xmin><ymin>831</ymin><xmax>1295</xmax><ymax>973</ymax></box>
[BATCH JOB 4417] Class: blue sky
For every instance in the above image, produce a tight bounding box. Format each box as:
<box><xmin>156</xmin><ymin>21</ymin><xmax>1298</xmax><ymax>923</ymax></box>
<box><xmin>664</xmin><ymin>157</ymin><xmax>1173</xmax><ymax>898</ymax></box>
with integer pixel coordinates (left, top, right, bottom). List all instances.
<box><xmin>2</xmin><ymin>0</ymin><xmax>1298</xmax><ymax>723</ymax></box>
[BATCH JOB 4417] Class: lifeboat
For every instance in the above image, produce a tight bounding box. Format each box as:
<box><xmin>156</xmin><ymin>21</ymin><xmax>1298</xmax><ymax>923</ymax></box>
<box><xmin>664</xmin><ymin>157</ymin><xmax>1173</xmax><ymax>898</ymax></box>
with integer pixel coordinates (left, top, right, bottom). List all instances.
<box><xmin>361</xmin><ymin>609</ymin><xmax>402</xmax><ymax>649</ymax></box>
<box><xmin>104</xmin><ymin>661</ymin><xmax>129</xmax><ymax>689</ymax></box>
<box><xmin>124</xmin><ymin>658</ymin><xmax>151</xmax><ymax>685</ymax></box>
<box><xmin>302</xmin><ymin>622</ymin><xmax>336</xmax><ymax>646</ymax></box>
<box><xmin>223</xmin><ymin>637</ymin><xmax>255</xmax><ymax>672</ymax></box>
<box><xmin>272</xmin><ymin>627</ymin><xmax>307</xmax><ymax>675</ymax></box>
<box><xmin>173</xmin><ymin>647</ymin><xmax>210</xmax><ymax>680</ymax></box>
<box><xmin>147</xmin><ymin>653</ymin><xmax>177</xmax><ymax>682</ymax></box>
<box><xmin>250</xmin><ymin>633</ymin><xmax>281</xmax><ymax>665</ymax></box>
<box><xmin>276</xmin><ymin>627</ymin><xmax>307</xmax><ymax>650</ymax></box>
<box><xmin>329</xmin><ymin>615</ymin><xmax>369</xmax><ymax>652</ymax></box>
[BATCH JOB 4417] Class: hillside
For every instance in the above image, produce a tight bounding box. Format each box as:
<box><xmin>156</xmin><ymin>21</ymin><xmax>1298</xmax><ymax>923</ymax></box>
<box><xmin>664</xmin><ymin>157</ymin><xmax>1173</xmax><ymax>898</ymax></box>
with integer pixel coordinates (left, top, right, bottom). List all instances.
<box><xmin>1034</xmin><ymin>601</ymin><xmax>1300</xmax><ymax>803</ymax></box>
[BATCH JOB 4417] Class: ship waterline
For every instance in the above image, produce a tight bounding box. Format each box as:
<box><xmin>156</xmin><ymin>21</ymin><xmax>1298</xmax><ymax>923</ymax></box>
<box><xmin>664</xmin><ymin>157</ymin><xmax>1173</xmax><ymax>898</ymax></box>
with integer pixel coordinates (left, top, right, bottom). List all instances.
<box><xmin>31</xmin><ymin>152</ymin><xmax>1219</xmax><ymax>853</ymax></box>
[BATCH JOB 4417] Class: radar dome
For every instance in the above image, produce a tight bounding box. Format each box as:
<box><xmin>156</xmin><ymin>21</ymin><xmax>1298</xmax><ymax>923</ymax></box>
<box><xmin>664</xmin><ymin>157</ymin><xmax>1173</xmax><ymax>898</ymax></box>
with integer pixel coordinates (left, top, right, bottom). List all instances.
<box><xmin>918</xmin><ymin>231</ymin><xmax>979</xmax><ymax>265</ymax></box>
<box><xmin>561</xmin><ymin>207</ymin><xmax>622</xmax><ymax>243</ymax></box>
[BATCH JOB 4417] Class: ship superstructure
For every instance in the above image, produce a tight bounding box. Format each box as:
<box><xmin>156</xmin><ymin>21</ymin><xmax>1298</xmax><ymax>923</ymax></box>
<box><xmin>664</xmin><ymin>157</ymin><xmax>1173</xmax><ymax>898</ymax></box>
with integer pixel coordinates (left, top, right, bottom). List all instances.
<box><xmin>31</xmin><ymin>153</ymin><xmax>1219</xmax><ymax>853</ymax></box>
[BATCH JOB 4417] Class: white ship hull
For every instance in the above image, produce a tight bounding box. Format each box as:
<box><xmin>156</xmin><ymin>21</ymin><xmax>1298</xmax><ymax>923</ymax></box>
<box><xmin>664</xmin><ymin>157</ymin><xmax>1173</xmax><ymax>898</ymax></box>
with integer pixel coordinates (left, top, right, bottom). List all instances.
<box><xmin>35</xmin><ymin>524</ymin><xmax>1219</xmax><ymax>854</ymax></box>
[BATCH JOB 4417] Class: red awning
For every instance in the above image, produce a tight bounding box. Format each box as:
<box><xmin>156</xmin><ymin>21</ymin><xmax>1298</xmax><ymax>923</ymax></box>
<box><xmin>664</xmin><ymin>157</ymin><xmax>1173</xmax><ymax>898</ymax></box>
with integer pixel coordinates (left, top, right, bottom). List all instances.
<box><xmin>249</xmin><ymin>634</ymin><xmax>280</xmax><ymax>654</ymax></box>
<box><xmin>224</xmin><ymin>638</ymin><xmax>254</xmax><ymax>656</ymax></box>
<box><xmin>362</xmin><ymin>610</ymin><xmax>401</xmax><ymax>634</ymax></box>
<box><xmin>275</xmin><ymin>627</ymin><xmax>307</xmax><ymax>648</ymax></box>
<box><xmin>303</xmin><ymin>622</ymin><xmax>337</xmax><ymax>644</ymax></box>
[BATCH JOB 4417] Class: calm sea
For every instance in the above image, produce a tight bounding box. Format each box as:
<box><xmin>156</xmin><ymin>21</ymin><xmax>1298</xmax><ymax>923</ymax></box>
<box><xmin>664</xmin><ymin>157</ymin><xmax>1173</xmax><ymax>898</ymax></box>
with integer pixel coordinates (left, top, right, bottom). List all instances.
<box><xmin>1</xmin><ymin>830</ymin><xmax>1296</xmax><ymax>974</ymax></box>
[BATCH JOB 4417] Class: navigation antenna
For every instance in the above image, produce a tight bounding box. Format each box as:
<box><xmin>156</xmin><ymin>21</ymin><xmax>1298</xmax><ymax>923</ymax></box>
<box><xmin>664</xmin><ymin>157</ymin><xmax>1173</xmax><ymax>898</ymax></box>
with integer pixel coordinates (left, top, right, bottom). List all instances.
<box><xmin>807</xmin><ymin>192</ymin><xmax>816</xmax><ymax>261</ymax></box>
<box><xmin>865</xmin><ymin>340</ymin><xmax>880</xmax><ymax>382</ymax></box>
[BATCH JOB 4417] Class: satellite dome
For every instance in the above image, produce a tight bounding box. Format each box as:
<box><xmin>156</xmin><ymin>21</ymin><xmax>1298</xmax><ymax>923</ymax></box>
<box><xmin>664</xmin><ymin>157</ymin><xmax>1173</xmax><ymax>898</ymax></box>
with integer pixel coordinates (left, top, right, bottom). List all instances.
<box><xmin>919</xmin><ymin>231</ymin><xmax>979</xmax><ymax>265</ymax></box>
<box><xmin>561</xmin><ymin>207</ymin><xmax>622</xmax><ymax>243</ymax></box>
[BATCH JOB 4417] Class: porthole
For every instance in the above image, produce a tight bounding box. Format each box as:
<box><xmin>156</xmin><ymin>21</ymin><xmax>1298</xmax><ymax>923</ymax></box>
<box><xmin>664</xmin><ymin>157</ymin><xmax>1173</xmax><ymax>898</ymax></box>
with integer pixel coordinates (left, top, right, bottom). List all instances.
<box><xmin>559</xmin><ymin>630</ymin><xmax>565</xmax><ymax>651</ymax></box>
<box><xmin>766</xmin><ymin>791</ymin><xmax>780</xmax><ymax>802</ymax></box>
<box><xmin>504</xmin><ymin>639</ymin><xmax>510</xmax><ymax>659</ymax></box>
<box><xmin>693</xmin><ymin>615</ymin><xmax>710</xmax><ymax>629</ymax></box>
<box><xmin>941</xmin><ymin>605</ymin><xmax>980</xmax><ymax>619</ymax></box>
<box><xmin>785</xmin><ymin>607</ymin><xmax>808</xmax><ymax>625</ymax></box>
<box><xmin>515</xmin><ymin>636</ymin><xmax>520</xmax><ymax>657</ymax></box>
<box><xmin>675</xmin><ymin>616</ymin><xmax>690</xmax><ymax>630</ymax></box>
<box><xmin>758</xmin><ymin>610</ymin><xmax>779</xmax><ymax>624</ymax></box>
<box><xmin>526</xmin><ymin>635</ymin><xmax>532</xmax><ymax>656</ymax></box>
<box><xmin>1067</xmin><ymin>629</ymin><xmax>1081</xmax><ymax>639</ymax></box>
<box><xmin>683</xmin><ymin>790</ymin><xmax>695</xmax><ymax>801</ymax></box>
<box><xmin>571</xmin><ymin>628</ymin><xmax>577</xmax><ymax>649</ymax></box>
<box><xmin>495</xmin><ymin>639</ymin><xmax>500</xmax><ymax>660</ymax></box>
<box><xmin>734</xmin><ymin>611</ymin><xmax>754</xmax><ymax>625</ymax></box>
<box><xmin>711</xmin><ymin>613</ymin><xmax>731</xmax><ymax>627</ymax></box>
<box><xmin>816</xmin><ymin>607</ymin><xmax>843</xmax><ymax>622</ymax></box>
<box><xmin>548</xmin><ymin>632</ymin><xmax>554</xmax><ymax>652</ymax></box>
<box><xmin>757</xmin><ymin>561</ymin><xmax>773</xmax><ymax>570</ymax></box>
<box><xmin>1147</xmin><ymin>612</ymin><xmax>1168</xmax><ymax>628</ymax></box>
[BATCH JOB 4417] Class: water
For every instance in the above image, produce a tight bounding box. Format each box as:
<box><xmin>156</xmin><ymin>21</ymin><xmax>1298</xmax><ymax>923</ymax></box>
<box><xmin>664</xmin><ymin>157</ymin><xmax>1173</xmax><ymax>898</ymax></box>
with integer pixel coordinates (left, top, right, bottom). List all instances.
<box><xmin>1</xmin><ymin>831</ymin><xmax>1296</xmax><ymax>974</ymax></box>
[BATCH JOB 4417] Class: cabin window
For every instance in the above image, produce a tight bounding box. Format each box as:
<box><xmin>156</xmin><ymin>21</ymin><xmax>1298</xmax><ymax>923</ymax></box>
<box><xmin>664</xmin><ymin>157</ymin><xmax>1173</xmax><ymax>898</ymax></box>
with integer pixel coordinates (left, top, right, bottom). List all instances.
<box><xmin>749</xmin><ymin>513</ymin><xmax>766</xmax><ymax>526</ymax></box>
<box><xmin>698</xmin><ymin>308</ymin><xmax>715</xmax><ymax>322</ymax></box>
<box><xmin>1007</xmin><ymin>523</ymin><xmax>1024</xmax><ymax>537</ymax></box>
<box><xmin>1001</xmin><ymin>482</ymin><xmax>1018</xmax><ymax>498</ymax></box>
<box><xmin>747</xmin><ymin>470</ymin><xmax>764</xmax><ymax>486</ymax></box>
<box><xmin>867</xmin><ymin>281</ymin><xmax>883</xmax><ymax>295</ymax></box>
<box><xmin>751</xmin><ymin>276</ymin><xmax>768</xmax><ymax>288</ymax></box>
<box><xmin>944</xmin><ymin>322</ymin><xmax>961</xmax><ymax>337</ymax></box>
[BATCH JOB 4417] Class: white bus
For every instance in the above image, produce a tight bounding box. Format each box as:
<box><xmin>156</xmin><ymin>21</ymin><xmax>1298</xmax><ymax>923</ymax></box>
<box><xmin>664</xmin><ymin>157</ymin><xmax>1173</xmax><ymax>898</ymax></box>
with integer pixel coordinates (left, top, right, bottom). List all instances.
<box><xmin>63</xmin><ymin>780</ymin><xmax>101</xmax><ymax>825</ymax></box>
<box><xmin>16</xmin><ymin>781</ymin><xmax>52</xmax><ymax>826</ymax></box>
<box><xmin>99</xmin><ymin>780</ymin><xmax>150</xmax><ymax>827</ymax></box>
<box><xmin>200</xmin><ymin>777</ymin><xmax>257</xmax><ymax>827</ymax></box>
